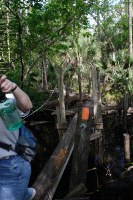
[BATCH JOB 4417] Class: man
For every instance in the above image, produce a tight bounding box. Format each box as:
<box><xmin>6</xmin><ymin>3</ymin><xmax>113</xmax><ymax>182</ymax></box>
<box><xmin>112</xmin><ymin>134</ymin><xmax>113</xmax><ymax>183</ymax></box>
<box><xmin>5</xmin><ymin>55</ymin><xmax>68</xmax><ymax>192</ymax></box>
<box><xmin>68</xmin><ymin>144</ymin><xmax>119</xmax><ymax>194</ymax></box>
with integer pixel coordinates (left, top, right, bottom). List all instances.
<box><xmin>0</xmin><ymin>75</ymin><xmax>36</xmax><ymax>200</ymax></box>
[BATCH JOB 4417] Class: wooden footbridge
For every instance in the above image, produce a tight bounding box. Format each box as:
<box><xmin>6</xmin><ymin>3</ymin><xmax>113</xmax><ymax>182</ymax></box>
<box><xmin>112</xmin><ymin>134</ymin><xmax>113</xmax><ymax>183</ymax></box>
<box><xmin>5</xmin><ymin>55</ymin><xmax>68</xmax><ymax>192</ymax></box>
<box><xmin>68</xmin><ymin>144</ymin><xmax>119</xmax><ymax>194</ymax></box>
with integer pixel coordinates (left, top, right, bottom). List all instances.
<box><xmin>32</xmin><ymin>99</ymin><xmax>103</xmax><ymax>200</ymax></box>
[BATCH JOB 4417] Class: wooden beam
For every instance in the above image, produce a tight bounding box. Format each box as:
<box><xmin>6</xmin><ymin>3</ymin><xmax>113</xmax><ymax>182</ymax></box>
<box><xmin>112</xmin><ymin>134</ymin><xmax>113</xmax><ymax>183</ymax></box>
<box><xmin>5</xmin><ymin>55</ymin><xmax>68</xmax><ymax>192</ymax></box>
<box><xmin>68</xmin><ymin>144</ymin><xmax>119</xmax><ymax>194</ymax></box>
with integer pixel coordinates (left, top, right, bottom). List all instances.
<box><xmin>69</xmin><ymin>100</ymin><xmax>93</xmax><ymax>191</ymax></box>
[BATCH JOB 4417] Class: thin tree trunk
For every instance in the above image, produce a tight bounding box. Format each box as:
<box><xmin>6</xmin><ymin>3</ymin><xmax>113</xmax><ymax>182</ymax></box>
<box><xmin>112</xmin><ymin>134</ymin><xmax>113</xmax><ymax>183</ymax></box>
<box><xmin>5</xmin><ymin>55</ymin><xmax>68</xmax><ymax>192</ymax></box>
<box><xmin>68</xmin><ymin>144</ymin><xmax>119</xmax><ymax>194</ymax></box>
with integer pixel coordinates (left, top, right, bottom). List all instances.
<box><xmin>91</xmin><ymin>65</ymin><xmax>98</xmax><ymax>122</ymax></box>
<box><xmin>128</xmin><ymin>0</ymin><xmax>133</xmax><ymax>56</ymax></box>
<box><xmin>6</xmin><ymin>10</ymin><xmax>10</xmax><ymax>63</ymax></box>
<box><xmin>41</xmin><ymin>58</ymin><xmax>48</xmax><ymax>90</ymax></box>
<box><xmin>77</xmin><ymin>69</ymin><xmax>82</xmax><ymax>100</ymax></box>
<box><xmin>58</xmin><ymin>67</ymin><xmax>66</xmax><ymax>123</ymax></box>
<box><xmin>57</xmin><ymin>67</ymin><xmax>67</xmax><ymax>139</ymax></box>
<box><xmin>77</xmin><ymin>56</ymin><xmax>83</xmax><ymax>100</ymax></box>
<box><xmin>123</xmin><ymin>92</ymin><xmax>129</xmax><ymax>131</ymax></box>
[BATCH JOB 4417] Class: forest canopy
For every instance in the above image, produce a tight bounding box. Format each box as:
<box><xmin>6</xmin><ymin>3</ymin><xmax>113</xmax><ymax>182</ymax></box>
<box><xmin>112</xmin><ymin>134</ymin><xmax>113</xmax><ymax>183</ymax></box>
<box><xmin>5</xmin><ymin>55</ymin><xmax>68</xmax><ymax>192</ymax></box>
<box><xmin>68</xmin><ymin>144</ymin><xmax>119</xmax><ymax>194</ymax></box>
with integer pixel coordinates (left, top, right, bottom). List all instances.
<box><xmin>0</xmin><ymin>0</ymin><xmax>132</xmax><ymax>109</ymax></box>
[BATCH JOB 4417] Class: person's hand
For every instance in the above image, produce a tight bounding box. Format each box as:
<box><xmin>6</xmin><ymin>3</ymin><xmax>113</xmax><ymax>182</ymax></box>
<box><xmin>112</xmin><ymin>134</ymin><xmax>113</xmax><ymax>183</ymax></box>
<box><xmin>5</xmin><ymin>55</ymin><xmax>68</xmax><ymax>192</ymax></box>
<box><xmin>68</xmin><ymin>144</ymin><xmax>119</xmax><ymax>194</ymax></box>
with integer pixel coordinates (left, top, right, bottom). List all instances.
<box><xmin>0</xmin><ymin>75</ymin><xmax>16</xmax><ymax>93</ymax></box>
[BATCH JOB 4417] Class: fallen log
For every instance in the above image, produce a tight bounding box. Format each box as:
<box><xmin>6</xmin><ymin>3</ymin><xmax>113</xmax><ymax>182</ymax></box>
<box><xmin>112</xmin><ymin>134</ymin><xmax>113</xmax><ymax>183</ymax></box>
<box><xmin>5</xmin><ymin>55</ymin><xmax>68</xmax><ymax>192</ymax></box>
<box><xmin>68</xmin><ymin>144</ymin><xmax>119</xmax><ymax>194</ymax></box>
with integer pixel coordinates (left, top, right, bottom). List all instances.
<box><xmin>33</xmin><ymin>114</ymin><xmax>78</xmax><ymax>200</ymax></box>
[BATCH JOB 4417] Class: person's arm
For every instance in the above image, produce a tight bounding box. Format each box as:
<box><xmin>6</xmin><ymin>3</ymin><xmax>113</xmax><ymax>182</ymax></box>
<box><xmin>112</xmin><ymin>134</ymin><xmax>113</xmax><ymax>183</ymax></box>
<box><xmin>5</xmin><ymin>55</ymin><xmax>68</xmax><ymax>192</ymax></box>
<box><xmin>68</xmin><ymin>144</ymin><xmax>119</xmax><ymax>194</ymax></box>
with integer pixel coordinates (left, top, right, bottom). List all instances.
<box><xmin>0</xmin><ymin>75</ymin><xmax>33</xmax><ymax>112</ymax></box>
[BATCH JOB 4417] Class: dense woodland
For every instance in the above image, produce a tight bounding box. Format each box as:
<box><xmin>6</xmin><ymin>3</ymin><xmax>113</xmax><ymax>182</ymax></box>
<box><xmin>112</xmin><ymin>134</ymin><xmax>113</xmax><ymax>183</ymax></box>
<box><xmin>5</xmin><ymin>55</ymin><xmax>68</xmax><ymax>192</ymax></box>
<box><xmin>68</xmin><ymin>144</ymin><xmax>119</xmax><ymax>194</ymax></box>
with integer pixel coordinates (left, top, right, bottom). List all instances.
<box><xmin>1</xmin><ymin>0</ymin><xmax>133</xmax><ymax>105</ymax></box>
<box><xmin>1</xmin><ymin>0</ymin><xmax>133</xmax><ymax>200</ymax></box>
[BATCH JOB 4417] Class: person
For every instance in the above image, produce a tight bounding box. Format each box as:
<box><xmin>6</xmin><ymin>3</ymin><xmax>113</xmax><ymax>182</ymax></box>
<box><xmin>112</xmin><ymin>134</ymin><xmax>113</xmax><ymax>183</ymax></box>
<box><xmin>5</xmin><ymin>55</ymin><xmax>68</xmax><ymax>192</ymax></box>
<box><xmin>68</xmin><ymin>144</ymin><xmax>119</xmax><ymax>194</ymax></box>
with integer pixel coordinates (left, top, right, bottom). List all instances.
<box><xmin>0</xmin><ymin>75</ymin><xmax>36</xmax><ymax>200</ymax></box>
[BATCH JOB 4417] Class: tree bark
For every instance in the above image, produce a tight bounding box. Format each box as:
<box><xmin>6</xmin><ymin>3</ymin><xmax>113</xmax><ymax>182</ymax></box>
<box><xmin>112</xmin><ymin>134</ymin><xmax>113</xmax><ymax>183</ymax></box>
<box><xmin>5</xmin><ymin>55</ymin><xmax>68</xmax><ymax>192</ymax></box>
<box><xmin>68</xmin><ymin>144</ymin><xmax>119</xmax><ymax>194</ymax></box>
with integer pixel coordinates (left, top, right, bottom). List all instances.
<box><xmin>58</xmin><ymin>67</ymin><xmax>66</xmax><ymax>123</ymax></box>
<box><xmin>41</xmin><ymin>58</ymin><xmax>48</xmax><ymax>90</ymax></box>
<box><xmin>128</xmin><ymin>0</ymin><xmax>133</xmax><ymax>55</ymax></box>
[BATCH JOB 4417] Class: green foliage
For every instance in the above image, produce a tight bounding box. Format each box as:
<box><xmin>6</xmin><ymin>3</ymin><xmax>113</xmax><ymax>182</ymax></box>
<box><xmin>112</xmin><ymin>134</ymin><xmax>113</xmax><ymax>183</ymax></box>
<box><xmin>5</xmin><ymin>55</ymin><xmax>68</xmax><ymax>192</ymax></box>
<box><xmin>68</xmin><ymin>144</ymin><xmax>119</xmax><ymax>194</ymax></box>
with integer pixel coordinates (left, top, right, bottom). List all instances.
<box><xmin>6</xmin><ymin>67</ymin><xmax>22</xmax><ymax>85</ymax></box>
<box><xmin>129</xmin><ymin>55</ymin><xmax>133</xmax><ymax>66</ymax></box>
<box><xmin>0</xmin><ymin>0</ymin><xmax>132</xmax><ymax>106</ymax></box>
<box><xmin>103</xmin><ymin>92</ymin><xmax>120</xmax><ymax>104</ymax></box>
<box><xmin>25</xmin><ymin>90</ymin><xmax>51</xmax><ymax>110</ymax></box>
<box><xmin>47</xmin><ymin>64</ymin><xmax>57</xmax><ymax>88</ymax></box>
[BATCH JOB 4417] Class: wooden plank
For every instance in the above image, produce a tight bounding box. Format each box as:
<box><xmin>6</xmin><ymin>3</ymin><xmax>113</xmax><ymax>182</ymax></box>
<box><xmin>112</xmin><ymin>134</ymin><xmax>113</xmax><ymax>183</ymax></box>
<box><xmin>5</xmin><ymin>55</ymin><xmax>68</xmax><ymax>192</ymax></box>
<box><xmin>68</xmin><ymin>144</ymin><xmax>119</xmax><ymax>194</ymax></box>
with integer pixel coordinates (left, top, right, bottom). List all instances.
<box><xmin>69</xmin><ymin>100</ymin><xmax>93</xmax><ymax>191</ymax></box>
<box><xmin>33</xmin><ymin>114</ymin><xmax>78</xmax><ymax>200</ymax></box>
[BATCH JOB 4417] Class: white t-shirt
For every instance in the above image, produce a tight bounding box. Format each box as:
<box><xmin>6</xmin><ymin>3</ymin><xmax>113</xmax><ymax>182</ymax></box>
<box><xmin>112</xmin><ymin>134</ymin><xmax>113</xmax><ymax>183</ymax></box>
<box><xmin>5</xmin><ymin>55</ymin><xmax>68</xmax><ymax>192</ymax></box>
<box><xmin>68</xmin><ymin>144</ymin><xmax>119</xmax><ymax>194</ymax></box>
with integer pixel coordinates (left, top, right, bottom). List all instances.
<box><xmin>0</xmin><ymin>94</ymin><xmax>30</xmax><ymax>158</ymax></box>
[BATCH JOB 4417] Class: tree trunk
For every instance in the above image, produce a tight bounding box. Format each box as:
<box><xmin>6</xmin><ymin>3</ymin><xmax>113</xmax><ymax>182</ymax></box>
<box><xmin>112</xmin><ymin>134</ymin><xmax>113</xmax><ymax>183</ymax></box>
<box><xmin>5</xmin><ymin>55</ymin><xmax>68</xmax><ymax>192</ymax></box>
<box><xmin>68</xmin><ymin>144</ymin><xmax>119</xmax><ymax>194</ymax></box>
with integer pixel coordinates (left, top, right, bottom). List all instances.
<box><xmin>77</xmin><ymin>70</ymin><xmax>82</xmax><ymax>101</ymax></box>
<box><xmin>91</xmin><ymin>65</ymin><xmax>98</xmax><ymax>122</ymax></box>
<box><xmin>128</xmin><ymin>0</ymin><xmax>133</xmax><ymax>56</ymax></box>
<box><xmin>6</xmin><ymin>10</ymin><xmax>10</xmax><ymax>63</ymax></box>
<box><xmin>41</xmin><ymin>58</ymin><xmax>48</xmax><ymax>90</ymax></box>
<box><xmin>123</xmin><ymin>92</ymin><xmax>129</xmax><ymax>131</ymax></box>
<box><xmin>58</xmin><ymin>67</ymin><xmax>66</xmax><ymax>123</ymax></box>
<box><xmin>57</xmin><ymin>67</ymin><xmax>67</xmax><ymax>139</ymax></box>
